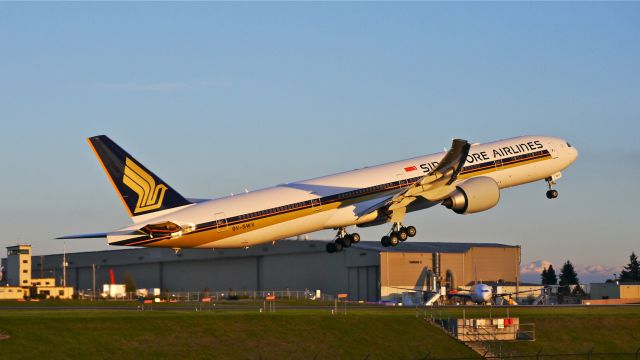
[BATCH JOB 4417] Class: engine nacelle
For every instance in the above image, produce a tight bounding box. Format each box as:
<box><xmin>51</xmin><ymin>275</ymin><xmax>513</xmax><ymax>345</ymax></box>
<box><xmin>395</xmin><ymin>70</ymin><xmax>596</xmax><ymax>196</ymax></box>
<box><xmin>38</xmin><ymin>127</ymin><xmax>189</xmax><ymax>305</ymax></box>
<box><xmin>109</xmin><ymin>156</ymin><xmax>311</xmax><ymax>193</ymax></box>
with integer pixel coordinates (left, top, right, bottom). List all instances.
<box><xmin>442</xmin><ymin>177</ymin><xmax>500</xmax><ymax>214</ymax></box>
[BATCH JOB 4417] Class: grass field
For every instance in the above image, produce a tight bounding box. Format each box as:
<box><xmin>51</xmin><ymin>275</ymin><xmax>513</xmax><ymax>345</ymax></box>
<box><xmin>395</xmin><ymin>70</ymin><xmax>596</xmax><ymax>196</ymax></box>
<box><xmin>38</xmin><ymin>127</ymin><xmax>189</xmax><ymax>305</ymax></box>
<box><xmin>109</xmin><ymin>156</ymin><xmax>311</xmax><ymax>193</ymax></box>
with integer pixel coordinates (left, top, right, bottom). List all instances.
<box><xmin>1</xmin><ymin>301</ymin><xmax>639</xmax><ymax>359</ymax></box>
<box><xmin>0</xmin><ymin>303</ymin><xmax>477</xmax><ymax>360</ymax></box>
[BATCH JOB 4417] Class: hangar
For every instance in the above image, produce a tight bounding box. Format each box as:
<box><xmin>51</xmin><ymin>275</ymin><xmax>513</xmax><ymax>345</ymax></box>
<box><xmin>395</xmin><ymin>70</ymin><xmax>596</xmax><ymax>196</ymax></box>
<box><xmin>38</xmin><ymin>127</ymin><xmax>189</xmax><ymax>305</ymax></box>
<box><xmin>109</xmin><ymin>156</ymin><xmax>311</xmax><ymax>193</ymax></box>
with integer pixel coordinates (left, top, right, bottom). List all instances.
<box><xmin>2</xmin><ymin>240</ymin><xmax>520</xmax><ymax>302</ymax></box>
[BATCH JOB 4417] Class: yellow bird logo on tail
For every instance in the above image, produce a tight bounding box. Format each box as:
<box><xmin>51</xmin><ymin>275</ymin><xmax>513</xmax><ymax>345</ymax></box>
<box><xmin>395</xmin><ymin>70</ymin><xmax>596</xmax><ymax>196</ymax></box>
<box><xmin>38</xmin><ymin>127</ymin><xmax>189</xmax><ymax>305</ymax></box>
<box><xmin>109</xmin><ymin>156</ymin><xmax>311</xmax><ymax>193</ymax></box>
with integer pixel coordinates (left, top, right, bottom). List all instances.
<box><xmin>122</xmin><ymin>158</ymin><xmax>167</xmax><ymax>214</ymax></box>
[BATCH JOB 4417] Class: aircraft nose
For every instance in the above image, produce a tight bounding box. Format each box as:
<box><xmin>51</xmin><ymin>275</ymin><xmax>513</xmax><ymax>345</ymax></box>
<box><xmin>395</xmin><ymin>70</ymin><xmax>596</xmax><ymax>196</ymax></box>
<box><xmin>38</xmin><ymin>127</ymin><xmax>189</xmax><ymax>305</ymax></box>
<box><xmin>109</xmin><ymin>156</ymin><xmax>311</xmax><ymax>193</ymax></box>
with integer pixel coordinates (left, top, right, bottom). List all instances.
<box><xmin>561</xmin><ymin>139</ymin><xmax>578</xmax><ymax>164</ymax></box>
<box><xmin>568</xmin><ymin>145</ymin><xmax>579</xmax><ymax>163</ymax></box>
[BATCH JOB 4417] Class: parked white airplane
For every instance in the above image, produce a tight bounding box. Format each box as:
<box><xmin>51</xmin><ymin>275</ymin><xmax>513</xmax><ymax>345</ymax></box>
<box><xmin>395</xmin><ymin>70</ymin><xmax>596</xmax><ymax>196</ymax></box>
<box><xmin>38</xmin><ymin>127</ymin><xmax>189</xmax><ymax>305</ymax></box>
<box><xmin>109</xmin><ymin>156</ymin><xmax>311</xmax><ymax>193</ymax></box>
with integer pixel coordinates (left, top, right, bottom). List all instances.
<box><xmin>448</xmin><ymin>283</ymin><xmax>542</xmax><ymax>305</ymax></box>
<box><xmin>60</xmin><ymin>135</ymin><xmax>577</xmax><ymax>253</ymax></box>
<box><xmin>448</xmin><ymin>283</ymin><xmax>495</xmax><ymax>304</ymax></box>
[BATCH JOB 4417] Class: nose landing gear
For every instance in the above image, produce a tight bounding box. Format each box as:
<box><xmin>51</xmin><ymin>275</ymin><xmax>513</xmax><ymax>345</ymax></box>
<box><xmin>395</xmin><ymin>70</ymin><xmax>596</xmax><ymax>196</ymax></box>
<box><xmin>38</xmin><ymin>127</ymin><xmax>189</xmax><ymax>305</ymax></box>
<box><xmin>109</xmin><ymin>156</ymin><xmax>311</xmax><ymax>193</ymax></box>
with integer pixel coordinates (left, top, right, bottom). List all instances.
<box><xmin>545</xmin><ymin>176</ymin><xmax>559</xmax><ymax>199</ymax></box>
<box><xmin>381</xmin><ymin>223</ymin><xmax>417</xmax><ymax>247</ymax></box>
<box><xmin>326</xmin><ymin>227</ymin><xmax>361</xmax><ymax>253</ymax></box>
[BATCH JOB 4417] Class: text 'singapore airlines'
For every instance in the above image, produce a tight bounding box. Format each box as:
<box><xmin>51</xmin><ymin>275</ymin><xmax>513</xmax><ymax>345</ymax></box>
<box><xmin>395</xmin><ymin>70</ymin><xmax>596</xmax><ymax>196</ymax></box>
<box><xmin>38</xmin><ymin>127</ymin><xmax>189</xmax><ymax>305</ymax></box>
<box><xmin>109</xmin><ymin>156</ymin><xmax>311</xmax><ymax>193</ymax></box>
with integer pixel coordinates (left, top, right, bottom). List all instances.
<box><xmin>60</xmin><ymin>135</ymin><xmax>578</xmax><ymax>253</ymax></box>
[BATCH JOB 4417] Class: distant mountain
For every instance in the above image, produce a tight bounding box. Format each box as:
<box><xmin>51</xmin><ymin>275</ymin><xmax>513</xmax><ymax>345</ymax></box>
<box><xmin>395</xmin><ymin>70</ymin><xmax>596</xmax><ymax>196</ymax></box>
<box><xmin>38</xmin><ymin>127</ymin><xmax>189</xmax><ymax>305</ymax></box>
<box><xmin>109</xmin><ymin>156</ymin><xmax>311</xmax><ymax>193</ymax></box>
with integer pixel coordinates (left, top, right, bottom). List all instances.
<box><xmin>521</xmin><ymin>260</ymin><xmax>621</xmax><ymax>284</ymax></box>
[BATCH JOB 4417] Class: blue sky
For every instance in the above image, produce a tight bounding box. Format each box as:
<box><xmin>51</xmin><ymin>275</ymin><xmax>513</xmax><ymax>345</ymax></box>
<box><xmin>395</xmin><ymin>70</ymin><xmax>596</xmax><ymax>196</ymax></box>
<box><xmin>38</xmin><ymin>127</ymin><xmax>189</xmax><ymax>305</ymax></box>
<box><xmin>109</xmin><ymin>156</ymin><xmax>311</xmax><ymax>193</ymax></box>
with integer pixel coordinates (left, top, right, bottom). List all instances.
<box><xmin>1</xmin><ymin>3</ymin><xmax>638</xmax><ymax>282</ymax></box>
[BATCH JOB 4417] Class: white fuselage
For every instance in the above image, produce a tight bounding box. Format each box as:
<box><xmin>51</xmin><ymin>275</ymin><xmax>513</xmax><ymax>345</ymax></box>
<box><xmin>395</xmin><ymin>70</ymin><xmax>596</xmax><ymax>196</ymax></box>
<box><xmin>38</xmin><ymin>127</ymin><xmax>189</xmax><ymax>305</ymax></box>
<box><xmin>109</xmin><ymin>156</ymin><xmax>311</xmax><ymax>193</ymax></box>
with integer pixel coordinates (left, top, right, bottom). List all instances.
<box><xmin>108</xmin><ymin>135</ymin><xmax>578</xmax><ymax>248</ymax></box>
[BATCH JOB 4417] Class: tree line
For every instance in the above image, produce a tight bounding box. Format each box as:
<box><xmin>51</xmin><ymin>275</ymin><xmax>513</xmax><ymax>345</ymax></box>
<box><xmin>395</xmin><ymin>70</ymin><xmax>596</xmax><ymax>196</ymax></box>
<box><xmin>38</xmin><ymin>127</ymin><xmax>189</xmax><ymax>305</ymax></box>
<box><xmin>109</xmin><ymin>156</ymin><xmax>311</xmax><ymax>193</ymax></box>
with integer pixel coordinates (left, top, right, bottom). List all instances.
<box><xmin>540</xmin><ymin>251</ymin><xmax>640</xmax><ymax>287</ymax></box>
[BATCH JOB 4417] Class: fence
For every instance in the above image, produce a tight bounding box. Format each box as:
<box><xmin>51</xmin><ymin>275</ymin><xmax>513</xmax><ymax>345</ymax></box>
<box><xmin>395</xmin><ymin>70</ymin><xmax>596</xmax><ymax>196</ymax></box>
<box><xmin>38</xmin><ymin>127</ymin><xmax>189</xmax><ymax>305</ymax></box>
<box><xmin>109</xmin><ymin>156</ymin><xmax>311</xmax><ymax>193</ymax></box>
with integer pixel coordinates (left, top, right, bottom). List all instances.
<box><xmin>78</xmin><ymin>289</ymin><xmax>336</xmax><ymax>302</ymax></box>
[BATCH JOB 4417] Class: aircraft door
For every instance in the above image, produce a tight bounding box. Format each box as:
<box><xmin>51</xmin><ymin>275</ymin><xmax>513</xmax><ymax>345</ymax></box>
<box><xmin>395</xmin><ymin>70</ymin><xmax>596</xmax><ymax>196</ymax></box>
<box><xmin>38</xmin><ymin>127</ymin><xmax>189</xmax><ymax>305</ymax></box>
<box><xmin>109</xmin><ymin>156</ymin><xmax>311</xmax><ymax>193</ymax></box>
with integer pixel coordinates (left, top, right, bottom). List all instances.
<box><xmin>214</xmin><ymin>212</ymin><xmax>228</xmax><ymax>232</ymax></box>
<box><xmin>547</xmin><ymin>141</ymin><xmax>559</xmax><ymax>159</ymax></box>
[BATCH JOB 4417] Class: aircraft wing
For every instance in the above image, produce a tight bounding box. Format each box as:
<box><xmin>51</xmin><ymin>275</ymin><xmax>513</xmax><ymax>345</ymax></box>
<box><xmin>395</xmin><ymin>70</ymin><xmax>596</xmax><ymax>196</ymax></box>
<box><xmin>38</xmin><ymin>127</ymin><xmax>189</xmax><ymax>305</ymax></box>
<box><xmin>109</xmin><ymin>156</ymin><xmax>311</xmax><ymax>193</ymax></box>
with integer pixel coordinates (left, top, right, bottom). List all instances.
<box><xmin>357</xmin><ymin>139</ymin><xmax>470</xmax><ymax>221</ymax></box>
<box><xmin>494</xmin><ymin>287</ymin><xmax>546</xmax><ymax>297</ymax></box>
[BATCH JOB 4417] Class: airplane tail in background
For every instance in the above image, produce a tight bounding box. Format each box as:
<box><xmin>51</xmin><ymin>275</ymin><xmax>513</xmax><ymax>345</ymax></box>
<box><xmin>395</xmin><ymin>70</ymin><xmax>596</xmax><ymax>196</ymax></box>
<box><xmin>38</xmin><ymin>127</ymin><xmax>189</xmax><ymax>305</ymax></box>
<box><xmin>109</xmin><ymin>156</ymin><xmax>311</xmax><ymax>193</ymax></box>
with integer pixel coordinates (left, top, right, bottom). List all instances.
<box><xmin>87</xmin><ymin>135</ymin><xmax>192</xmax><ymax>220</ymax></box>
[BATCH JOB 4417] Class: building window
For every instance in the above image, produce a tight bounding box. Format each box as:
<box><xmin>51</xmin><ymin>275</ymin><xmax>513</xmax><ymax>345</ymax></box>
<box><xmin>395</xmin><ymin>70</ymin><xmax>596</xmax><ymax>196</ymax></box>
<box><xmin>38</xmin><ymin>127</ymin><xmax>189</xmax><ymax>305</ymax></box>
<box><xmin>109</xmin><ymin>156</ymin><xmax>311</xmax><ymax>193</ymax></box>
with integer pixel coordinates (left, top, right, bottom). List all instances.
<box><xmin>23</xmin><ymin>269</ymin><xmax>28</xmax><ymax>273</ymax></box>
<box><xmin>23</xmin><ymin>260</ymin><xmax>28</xmax><ymax>264</ymax></box>
<box><xmin>22</xmin><ymin>280</ymin><xmax>28</xmax><ymax>284</ymax></box>
<box><xmin>59</xmin><ymin>290</ymin><xmax>65</xmax><ymax>296</ymax></box>
<box><xmin>7</xmin><ymin>249</ymin><xmax>29</xmax><ymax>255</ymax></box>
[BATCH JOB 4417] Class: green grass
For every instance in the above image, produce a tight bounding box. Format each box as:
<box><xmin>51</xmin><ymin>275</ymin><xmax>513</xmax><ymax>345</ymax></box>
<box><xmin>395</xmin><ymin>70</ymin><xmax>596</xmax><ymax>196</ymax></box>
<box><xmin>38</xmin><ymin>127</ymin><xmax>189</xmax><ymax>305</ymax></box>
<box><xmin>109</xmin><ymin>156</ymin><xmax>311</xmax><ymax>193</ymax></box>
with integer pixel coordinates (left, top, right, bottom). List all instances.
<box><xmin>0</xmin><ymin>308</ymin><xmax>478</xmax><ymax>360</ymax></box>
<box><xmin>2</xmin><ymin>303</ymin><xmax>640</xmax><ymax>359</ymax></box>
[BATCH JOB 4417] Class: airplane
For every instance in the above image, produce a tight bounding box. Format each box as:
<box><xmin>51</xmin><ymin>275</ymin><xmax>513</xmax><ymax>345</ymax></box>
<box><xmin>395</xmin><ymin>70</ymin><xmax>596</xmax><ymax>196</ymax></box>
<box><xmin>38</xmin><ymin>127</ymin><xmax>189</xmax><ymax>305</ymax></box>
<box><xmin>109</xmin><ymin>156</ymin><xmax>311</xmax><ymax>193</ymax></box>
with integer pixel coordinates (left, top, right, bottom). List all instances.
<box><xmin>59</xmin><ymin>135</ymin><xmax>578</xmax><ymax>253</ymax></box>
<box><xmin>447</xmin><ymin>283</ymin><xmax>539</xmax><ymax>305</ymax></box>
<box><xmin>448</xmin><ymin>283</ymin><xmax>496</xmax><ymax>304</ymax></box>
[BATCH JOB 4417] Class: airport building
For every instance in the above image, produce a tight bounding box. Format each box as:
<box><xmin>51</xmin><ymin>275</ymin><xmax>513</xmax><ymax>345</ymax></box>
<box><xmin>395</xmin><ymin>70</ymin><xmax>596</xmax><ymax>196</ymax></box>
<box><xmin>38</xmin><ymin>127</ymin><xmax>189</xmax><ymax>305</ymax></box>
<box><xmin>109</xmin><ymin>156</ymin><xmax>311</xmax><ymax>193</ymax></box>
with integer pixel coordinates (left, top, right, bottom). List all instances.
<box><xmin>588</xmin><ymin>282</ymin><xmax>640</xmax><ymax>305</ymax></box>
<box><xmin>0</xmin><ymin>245</ymin><xmax>74</xmax><ymax>300</ymax></box>
<box><xmin>2</xmin><ymin>240</ymin><xmax>520</xmax><ymax>301</ymax></box>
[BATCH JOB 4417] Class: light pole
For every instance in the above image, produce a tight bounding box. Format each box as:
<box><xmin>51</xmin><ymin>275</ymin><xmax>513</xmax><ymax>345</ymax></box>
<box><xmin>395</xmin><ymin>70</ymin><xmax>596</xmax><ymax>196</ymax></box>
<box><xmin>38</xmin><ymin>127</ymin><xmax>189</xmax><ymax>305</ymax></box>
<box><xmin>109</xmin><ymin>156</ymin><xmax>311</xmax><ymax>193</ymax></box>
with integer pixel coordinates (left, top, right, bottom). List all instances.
<box><xmin>92</xmin><ymin>264</ymin><xmax>96</xmax><ymax>301</ymax></box>
<box><xmin>62</xmin><ymin>242</ymin><xmax>67</xmax><ymax>288</ymax></box>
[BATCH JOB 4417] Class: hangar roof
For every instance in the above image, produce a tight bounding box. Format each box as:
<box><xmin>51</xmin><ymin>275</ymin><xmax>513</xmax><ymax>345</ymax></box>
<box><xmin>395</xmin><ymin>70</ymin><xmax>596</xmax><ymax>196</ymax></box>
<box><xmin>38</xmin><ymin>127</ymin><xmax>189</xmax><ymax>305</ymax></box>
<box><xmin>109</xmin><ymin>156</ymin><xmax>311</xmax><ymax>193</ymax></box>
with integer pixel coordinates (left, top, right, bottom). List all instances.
<box><xmin>354</xmin><ymin>241</ymin><xmax>518</xmax><ymax>253</ymax></box>
<box><xmin>2</xmin><ymin>240</ymin><xmax>518</xmax><ymax>269</ymax></box>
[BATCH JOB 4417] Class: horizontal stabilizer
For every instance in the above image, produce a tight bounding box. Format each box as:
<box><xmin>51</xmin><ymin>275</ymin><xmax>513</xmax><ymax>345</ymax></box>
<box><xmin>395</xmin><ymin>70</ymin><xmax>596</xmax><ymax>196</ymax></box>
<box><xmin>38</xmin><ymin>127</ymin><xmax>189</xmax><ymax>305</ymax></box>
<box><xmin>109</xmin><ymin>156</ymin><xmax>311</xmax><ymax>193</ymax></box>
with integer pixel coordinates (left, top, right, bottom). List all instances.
<box><xmin>56</xmin><ymin>232</ymin><xmax>108</xmax><ymax>239</ymax></box>
<box><xmin>56</xmin><ymin>229</ymin><xmax>142</xmax><ymax>240</ymax></box>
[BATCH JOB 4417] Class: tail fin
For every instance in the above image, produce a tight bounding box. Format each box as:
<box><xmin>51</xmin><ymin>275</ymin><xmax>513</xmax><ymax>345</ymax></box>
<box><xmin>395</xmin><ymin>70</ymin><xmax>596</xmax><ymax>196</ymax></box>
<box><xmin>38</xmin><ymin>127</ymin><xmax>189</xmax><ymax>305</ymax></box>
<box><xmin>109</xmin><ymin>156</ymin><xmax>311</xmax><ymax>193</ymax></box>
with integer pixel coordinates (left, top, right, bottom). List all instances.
<box><xmin>88</xmin><ymin>135</ymin><xmax>192</xmax><ymax>219</ymax></box>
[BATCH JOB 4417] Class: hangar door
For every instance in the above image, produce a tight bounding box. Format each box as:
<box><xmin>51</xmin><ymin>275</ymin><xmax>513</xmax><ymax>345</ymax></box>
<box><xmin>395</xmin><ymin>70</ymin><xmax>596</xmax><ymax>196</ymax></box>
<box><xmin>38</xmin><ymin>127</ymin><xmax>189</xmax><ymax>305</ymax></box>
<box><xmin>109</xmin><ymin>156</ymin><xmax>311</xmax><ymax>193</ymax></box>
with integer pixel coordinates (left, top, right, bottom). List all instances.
<box><xmin>347</xmin><ymin>266</ymin><xmax>379</xmax><ymax>302</ymax></box>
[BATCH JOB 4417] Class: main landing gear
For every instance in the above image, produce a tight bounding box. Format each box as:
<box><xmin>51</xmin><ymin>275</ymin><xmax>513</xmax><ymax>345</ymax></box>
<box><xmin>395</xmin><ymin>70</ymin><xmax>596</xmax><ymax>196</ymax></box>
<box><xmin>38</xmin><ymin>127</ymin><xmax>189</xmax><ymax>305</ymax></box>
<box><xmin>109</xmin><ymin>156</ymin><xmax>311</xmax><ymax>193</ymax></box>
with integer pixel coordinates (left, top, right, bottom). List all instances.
<box><xmin>545</xmin><ymin>176</ymin><xmax>559</xmax><ymax>199</ymax></box>
<box><xmin>326</xmin><ymin>227</ymin><xmax>361</xmax><ymax>253</ymax></box>
<box><xmin>381</xmin><ymin>223</ymin><xmax>416</xmax><ymax>247</ymax></box>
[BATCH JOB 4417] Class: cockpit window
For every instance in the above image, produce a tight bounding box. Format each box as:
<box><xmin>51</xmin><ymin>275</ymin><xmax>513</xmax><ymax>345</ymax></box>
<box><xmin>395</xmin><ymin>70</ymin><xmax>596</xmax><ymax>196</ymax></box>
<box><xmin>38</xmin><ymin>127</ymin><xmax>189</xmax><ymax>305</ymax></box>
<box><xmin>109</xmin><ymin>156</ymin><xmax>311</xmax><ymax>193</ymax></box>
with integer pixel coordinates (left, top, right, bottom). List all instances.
<box><xmin>566</xmin><ymin>142</ymin><xmax>572</xmax><ymax>147</ymax></box>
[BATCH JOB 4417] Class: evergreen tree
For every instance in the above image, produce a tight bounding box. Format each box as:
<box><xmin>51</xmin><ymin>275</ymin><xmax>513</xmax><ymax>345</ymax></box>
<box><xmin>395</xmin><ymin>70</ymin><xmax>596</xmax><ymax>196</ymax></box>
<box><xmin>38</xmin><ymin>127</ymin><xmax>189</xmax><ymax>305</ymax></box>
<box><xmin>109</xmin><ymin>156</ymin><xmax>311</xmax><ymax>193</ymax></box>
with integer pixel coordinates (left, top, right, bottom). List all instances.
<box><xmin>620</xmin><ymin>252</ymin><xmax>640</xmax><ymax>282</ymax></box>
<box><xmin>546</xmin><ymin>265</ymin><xmax>558</xmax><ymax>285</ymax></box>
<box><xmin>541</xmin><ymin>265</ymin><xmax>558</xmax><ymax>285</ymax></box>
<box><xmin>558</xmin><ymin>260</ymin><xmax>579</xmax><ymax>296</ymax></box>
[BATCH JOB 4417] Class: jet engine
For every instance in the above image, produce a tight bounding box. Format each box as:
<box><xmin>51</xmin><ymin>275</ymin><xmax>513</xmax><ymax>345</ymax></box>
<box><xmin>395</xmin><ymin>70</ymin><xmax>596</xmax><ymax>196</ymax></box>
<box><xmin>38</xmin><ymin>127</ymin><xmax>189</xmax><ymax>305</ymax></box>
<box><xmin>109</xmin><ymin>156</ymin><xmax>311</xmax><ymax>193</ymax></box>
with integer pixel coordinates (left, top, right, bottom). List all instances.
<box><xmin>441</xmin><ymin>177</ymin><xmax>500</xmax><ymax>214</ymax></box>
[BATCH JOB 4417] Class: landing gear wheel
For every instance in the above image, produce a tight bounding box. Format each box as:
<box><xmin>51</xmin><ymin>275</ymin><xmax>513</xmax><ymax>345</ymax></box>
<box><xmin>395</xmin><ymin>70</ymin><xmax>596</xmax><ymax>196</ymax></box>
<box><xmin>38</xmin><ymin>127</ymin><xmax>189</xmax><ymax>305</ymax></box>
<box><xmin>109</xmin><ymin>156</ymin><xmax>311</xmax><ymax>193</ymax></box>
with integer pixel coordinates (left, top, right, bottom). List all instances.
<box><xmin>334</xmin><ymin>241</ymin><xmax>344</xmax><ymax>252</ymax></box>
<box><xmin>381</xmin><ymin>236</ymin><xmax>391</xmax><ymax>247</ymax></box>
<box><xmin>406</xmin><ymin>226</ymin><xmax>417</xmax><ymax>237</ymax></box>
<box><xmin>342</xmin><ymin>235</ymin><xmax>352</xmax><ymax>248</ymax></box>
<box><xmin>351</xmin><ymin>233</ymin><xmax>361</xmax><ymax>244</ymax></box>
<box><xmin>398</xmin><ymin>228</ymin><xmax>408</xmax><ymax>241</ymax></box>
<box><xmin>326</xmin><ymin>242</ymin><xmax>337</xmax><ymax>253</ymax></box>
<box><xmin>546</xmin><ymin>189</ymin><xmax>558</xmax><ymax>199</ymax></box>
<box><xmin>389</xmin><ymin>232</ymin><xmax>400</xmax><ymax>246</ymax></box>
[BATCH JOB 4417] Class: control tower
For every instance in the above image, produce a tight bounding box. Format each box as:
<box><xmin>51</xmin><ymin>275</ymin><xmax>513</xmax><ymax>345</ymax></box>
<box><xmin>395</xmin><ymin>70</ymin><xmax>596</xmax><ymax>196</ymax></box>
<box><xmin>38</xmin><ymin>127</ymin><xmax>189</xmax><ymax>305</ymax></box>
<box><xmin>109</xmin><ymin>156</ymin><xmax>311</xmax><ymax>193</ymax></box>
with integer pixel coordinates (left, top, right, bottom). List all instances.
<box><xmin>6</xmin><ymin>245</ymin><xmax>31</xmax><ymax>287</ymax></box>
